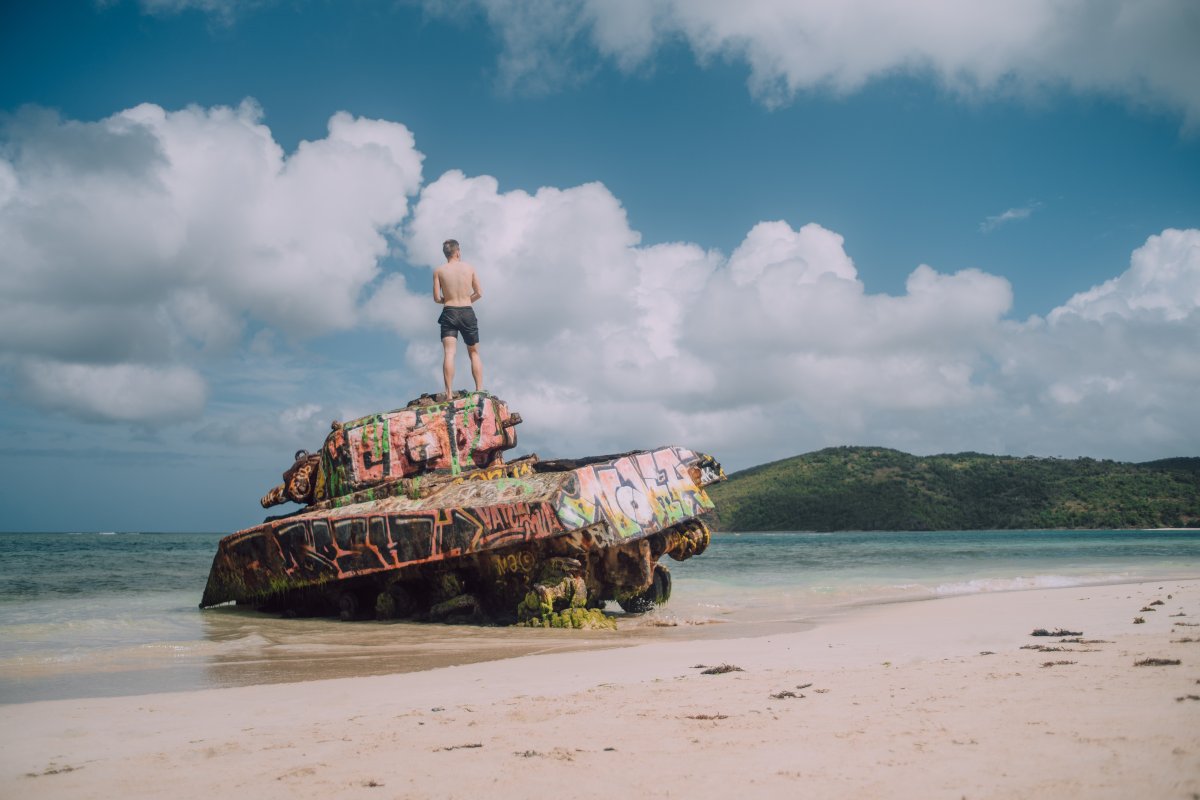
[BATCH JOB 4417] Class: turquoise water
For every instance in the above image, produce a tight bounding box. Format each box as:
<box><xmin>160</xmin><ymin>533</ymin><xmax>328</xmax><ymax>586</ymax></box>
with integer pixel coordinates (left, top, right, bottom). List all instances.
<box><xmin>664</xmin><ymin>529</ymin><xmax>1200</xmax><ymax>619</ymax></box>
<box><xmin>1</xmin><ymin>529</ymin><xmax>1197</xmax><ymax>703</ymax></box>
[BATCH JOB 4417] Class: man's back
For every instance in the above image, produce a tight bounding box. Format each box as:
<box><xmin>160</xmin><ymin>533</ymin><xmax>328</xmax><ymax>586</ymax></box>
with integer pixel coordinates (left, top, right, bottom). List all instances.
<box><xmin>434</xmin><ymin>238</ymin><xmax>484</xmax><ymax>399</ymax></box>
<box><xmin>434</xmin><ymin>261</ymin><xmax>479</xmax><ymax>307</ymax></box>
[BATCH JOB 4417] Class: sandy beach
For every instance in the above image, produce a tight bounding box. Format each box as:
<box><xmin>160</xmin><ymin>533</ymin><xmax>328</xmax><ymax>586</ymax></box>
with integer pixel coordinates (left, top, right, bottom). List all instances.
<box><xmin>3</xmin><ymin>578</ymin><xmax>1198</xmax><ymax>799</ymax></box>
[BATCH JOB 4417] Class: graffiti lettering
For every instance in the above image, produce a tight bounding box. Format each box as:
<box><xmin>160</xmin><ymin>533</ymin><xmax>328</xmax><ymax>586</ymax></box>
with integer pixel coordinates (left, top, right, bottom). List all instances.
<box><xmin>241</xmin><ymin>500</ymin><xmax>564</xmax><ymax>587</ymax></box>
<box><xmin>337</xmin><ymin>395</ymin><xmax>516</xmax><ymax>493</ymax></box>
<box><xmin>491</xmin><ymin>550</ymin><xmax>536</xmax><ymax>576</ymax></box>
<box><xmin>554</xmin><ymin>447</ymin><xmax>716</xmax><ymax>538</ymax></box>
<box><xmin>473</xmin><ymin>502</ymin><xmax>563</xmax><ymax>546</ymax></box>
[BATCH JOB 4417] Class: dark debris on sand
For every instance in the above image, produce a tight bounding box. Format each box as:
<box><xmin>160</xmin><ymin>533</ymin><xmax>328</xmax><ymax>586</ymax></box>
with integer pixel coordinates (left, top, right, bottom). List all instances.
<box><xmin>1031</xmin><ymin>628</ymin><xmax>1082</xmax><ymax>637</ymax></box>
<box><xmin>701</xmin><ymin>664</ymin><xmax>744</xmax><ymax>675</ymax></box>
<box><xmin>1040</xmin><ymin>660</ymin><xmax>1076</xmax><ymax>667</ymax></box>
<box><xmin>25</xmin><ymin>765</ymin><xmax>80</xmax><ymax>778</ymax></box>
<box><xmin>1133</xmin><ymin>658</ymin><xmax>1181</xmax><ymax>667</ymax></box>
<box><xmin>770</xmin><ymin>690</ymin><xmax>803</xmax><ymax>699</ymax></box>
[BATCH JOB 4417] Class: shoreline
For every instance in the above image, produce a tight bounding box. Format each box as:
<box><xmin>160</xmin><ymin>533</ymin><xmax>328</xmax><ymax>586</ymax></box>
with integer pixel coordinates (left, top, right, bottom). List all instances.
<box><xmin>4</xmin><ymin>567</ymin><xmax>1199</xmax><ymax>706</ymax></box>
<box><xmin>4</xmin><ymin>577</ymin><xmax>1198</xmax><ymax>798</ymax></box>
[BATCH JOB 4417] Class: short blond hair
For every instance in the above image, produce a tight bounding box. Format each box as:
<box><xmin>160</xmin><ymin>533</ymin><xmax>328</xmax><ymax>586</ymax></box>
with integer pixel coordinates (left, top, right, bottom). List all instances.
<box><xmin>442</xmin><ymin>239</ymin><xmax>460</xmax><ymax>259</ymax></box>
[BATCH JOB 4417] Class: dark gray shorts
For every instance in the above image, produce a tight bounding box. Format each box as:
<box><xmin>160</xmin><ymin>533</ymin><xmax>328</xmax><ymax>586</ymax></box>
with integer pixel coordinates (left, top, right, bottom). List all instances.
<box><xmin>438</xmin><ymin>306</ymin><xmax>480</xmax><ymax>345</ymax></box>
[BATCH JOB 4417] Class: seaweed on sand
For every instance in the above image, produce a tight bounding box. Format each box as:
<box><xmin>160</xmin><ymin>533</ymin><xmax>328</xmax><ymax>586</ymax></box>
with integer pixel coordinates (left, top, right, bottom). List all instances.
<box><xmin>701</xmin><ymin>664</ymin><xmax>744</xmax><ymax>675</ymax></box>
<box><xmin>1022</xmin><ymin>645</ymin><xmax>1073</xmax><ymax>652</ymax></box>
<box><xmin>1031</xmin><ymin>628</ymin><xmax>1082</xmax><ymax>637</ymax></box>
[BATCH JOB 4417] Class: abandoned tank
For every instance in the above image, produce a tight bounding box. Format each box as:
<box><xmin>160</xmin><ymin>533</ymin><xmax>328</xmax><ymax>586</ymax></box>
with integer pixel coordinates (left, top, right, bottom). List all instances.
<box><xmin>200</xmin><ymin>391</ymin><xmax>724</xmax><ymax>627</ymax></box>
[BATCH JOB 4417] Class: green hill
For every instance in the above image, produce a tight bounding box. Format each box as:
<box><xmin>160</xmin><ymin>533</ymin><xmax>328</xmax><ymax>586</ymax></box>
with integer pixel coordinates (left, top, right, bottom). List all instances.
<box><xmin>707</xmin><ymin>447</ymin><xmax>1200</xmax><ymax>532</ymax></box>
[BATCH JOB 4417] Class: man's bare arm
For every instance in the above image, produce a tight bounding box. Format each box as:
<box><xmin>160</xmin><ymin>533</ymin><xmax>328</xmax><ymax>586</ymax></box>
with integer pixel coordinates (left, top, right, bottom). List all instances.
<box><xmin>432</xmin><ymin>271</ymin><xmax>446</xmax><ymax>304</ymax></box>
<box><xmin>470</xmin><ymin>269</ymin><xmax>482</xmax><ymax>302</ymax></box>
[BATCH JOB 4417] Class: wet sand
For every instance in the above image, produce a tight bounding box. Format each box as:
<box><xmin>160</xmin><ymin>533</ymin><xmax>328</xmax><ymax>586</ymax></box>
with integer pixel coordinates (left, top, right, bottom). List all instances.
<box><xmin>2</xmin><ymin>579</ymin><xmax>1198</xmax><ymax>798</ymax></box>
<box><xmin>0</xmin><ymin>599</ymin><xmax>820</xmax><ymax>704</ymax></box>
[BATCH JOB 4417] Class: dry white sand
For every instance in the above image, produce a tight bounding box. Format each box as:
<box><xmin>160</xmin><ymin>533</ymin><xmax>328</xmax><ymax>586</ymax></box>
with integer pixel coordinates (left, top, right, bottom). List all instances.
<box><xmin>3</xmin><ymin>579</ymin><xmax>1198</xmax><ymax>799</ymax></box>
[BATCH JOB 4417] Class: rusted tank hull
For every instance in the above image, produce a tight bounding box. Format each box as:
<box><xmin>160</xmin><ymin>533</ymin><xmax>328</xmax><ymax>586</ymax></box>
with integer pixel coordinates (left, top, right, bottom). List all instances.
<box><xmin>201</xmin><ymin>446</ymin><xmax>722</xmax><ymax>624</ymax></box>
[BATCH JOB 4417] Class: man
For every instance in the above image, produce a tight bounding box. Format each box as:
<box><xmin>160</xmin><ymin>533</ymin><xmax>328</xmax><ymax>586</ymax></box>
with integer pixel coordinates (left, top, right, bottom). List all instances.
<box><xmin>432</xmin><ymin>239</ymin><xmax>483</xmax><ymax>401</ymax></box>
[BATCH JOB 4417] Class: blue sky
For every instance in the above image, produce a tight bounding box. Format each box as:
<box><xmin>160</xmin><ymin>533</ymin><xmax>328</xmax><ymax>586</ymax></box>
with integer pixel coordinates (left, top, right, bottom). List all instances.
<box><xmin>1</xmin><ymin>0</ymin><xmax>1198</xmax><ymax>531</ymax></box>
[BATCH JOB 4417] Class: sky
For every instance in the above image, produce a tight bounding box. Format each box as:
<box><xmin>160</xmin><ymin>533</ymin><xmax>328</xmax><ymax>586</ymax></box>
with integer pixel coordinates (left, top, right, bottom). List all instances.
<box><xmin>1</xmin><ymin>0</ymin><xmax>1198</xmax><ymax>532</ymax></box>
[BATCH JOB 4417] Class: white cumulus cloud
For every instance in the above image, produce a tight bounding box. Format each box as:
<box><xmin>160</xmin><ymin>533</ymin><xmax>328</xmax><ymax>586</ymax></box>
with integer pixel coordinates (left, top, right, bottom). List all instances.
<box><xmin>121</xmin><ymin>2</ymin><xmax>1200</xmax><ymax>124</ymax></box>
<box><xmin>393</xmin><ymin>172</ymin><xmax>939</xmax><ymax>456</ymax></box>
<box><xmin>385</xmin><ymin>162</ymin><xmax>1196</xmax><ymax>466</ymax></box>
<box><xmin>1050</xmin><ymin>228</ymin><xmax>1200</xmax><ymax>322</ymax></box>
<box><xmin>0</xmin><ymin>101</ymin><xmax>423</xmax><ymax>424</ymax></box>
<box><xmin>427</xmin><ymin>0</ymin><xmax>1200</xmax><ymax>126</ymax></box>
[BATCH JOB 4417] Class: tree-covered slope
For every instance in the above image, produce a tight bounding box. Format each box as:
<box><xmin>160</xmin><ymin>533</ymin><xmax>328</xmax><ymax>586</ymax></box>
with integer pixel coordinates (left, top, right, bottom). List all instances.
<box><xmin>707</xmin><ymin>447</ymin><xmax>1200</xmax><ymax>531</ymax></box>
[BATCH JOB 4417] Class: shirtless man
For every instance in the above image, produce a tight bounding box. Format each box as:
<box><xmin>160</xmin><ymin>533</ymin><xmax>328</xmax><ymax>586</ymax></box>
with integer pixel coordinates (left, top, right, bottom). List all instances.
<box><xmin>432</xmin><ymin>239</ymin><xmax>483</xmax><ymax>401</ymax></box>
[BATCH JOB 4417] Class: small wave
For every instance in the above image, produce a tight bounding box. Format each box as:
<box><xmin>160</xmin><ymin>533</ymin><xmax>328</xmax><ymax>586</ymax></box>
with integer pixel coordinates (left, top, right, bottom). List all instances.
<box><xmin>636</xmin><ymin>612</ymin><xmax>724</xmax><ymax>627</ymax></box>
<box><xmin>930</xmin><ymin>574</ymin><xmax>1127</xmax><ymax>596</ymax></box>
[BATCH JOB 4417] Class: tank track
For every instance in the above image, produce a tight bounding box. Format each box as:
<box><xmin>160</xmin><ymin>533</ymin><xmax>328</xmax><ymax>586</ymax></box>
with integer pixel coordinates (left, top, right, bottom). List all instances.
<box><xmin>249</xmin><ymin>518</ymin><xmax>712</xmax><ymax>627</ymax></box>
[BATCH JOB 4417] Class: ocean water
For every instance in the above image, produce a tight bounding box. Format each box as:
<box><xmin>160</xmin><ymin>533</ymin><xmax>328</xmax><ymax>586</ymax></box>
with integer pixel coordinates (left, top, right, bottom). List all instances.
<box><xmin>1</xmin><ymin>529</ymin><xmax>1197</xmax><ymax>704</ymax></box>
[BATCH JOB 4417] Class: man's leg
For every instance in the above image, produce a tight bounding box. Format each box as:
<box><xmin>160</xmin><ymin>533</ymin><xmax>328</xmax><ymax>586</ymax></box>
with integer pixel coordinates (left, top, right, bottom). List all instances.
<box><xmin>467</xmin><ymin>343</ymin><xmax>483</xmax><ymax>392</ymax></box>
<box><xmin>442</xmin><ymin>336</ymin><xmax>457</xmax><ymax>400</ymax></box>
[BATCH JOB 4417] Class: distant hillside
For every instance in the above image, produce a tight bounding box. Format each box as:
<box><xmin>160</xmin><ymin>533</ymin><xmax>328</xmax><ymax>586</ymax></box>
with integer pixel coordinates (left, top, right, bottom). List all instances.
<box><xmin>707</xmin><ymin>447</ymin><xmax>1200</xmax><ymax>532</ymax></box>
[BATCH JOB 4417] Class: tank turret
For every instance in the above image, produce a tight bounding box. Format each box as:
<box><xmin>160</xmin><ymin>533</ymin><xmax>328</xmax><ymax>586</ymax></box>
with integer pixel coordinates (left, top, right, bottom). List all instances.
<box><xmin>261</xmin><ymin>391</ymin><xmax>522</xmax><ymax>509</ymax></box>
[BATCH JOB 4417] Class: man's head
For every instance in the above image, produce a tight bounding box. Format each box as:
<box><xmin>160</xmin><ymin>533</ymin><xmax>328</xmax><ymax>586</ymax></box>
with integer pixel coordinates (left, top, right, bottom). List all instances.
<box><xmin>443</xmin><ymin>239</ymin><xmax>460</xmax><ymax>260</ymax></box>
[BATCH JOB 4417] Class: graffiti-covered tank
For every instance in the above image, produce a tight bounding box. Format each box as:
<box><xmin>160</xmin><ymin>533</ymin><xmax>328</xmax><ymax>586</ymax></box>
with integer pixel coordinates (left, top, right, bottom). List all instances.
<box><xmin>200</xmin><ymin>391</ymin><xmax>724</xmax><ymax>627</ymax></box>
